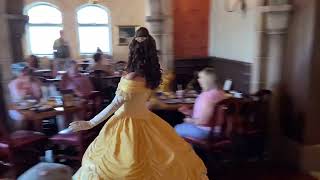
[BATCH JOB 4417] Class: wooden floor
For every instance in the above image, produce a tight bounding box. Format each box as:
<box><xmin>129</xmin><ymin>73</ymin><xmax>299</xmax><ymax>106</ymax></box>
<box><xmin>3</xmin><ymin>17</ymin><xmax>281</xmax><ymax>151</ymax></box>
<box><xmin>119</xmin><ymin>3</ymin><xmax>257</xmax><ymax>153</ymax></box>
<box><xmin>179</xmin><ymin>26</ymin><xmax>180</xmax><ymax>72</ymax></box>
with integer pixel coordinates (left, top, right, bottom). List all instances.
<box><xmin>210</xmin><ymin>161</ymin><xmax>316</xmax><ymax>180</ymax></box>
<box><xmin>1</xmin><ymin>161</ymin><xmax>317</xmax><ymax>180</ymax></box>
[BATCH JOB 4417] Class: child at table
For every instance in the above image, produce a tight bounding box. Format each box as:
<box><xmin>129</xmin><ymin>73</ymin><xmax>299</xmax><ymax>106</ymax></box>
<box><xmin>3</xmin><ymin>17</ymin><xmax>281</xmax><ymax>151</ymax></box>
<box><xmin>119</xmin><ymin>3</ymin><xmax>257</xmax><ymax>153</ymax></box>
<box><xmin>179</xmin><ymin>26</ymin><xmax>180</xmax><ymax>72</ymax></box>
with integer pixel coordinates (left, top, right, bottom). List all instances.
<box><xmin>175</xmin><ymin>67</ymin><xmax>226</xmax><ymax>140</ymax></box>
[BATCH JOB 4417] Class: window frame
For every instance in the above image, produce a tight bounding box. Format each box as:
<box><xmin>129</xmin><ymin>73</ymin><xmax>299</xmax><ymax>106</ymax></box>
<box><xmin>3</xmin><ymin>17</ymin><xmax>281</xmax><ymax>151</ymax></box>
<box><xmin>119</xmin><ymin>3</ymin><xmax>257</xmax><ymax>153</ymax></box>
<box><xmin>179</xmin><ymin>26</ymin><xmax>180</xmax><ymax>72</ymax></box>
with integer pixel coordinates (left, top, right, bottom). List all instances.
<box><xmin>76</xmin><ymin>4</ymin><xmax>112</xmax><ymax>56</ymax></box>
<box><xmin>24</xmin><ymin>3</ymin><xmax>63</xmax><ymax>57</ymax></box>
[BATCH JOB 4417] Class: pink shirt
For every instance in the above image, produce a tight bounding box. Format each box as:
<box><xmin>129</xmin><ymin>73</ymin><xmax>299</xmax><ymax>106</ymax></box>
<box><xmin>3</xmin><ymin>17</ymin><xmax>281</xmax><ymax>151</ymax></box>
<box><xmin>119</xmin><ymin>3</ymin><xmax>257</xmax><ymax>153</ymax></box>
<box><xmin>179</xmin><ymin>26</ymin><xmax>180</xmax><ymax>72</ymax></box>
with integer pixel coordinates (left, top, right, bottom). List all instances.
<box><xmin>8</xmin><ymin>78</ymin><xmax>42</xmax><ymax>102</ymax></box>
<box><xmin>60</xmin><ymin>74</ymin><xmax>93</xmax><ymax>97</ymax></box>
<box><xmin>192</xmin><ymin>89</ymin><xmax>226</xmax><ymax>127</ymax></box>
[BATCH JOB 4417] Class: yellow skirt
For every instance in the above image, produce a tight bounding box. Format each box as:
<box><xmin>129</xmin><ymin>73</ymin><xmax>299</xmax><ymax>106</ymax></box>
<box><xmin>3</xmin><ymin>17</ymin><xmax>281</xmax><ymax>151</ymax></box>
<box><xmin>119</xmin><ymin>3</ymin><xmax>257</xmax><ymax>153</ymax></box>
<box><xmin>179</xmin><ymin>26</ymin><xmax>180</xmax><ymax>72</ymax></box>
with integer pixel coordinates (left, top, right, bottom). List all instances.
<box><xmin>73</xmin><ymin>112</ymin><xmax>208</xmax><ymax>180</ymax></box>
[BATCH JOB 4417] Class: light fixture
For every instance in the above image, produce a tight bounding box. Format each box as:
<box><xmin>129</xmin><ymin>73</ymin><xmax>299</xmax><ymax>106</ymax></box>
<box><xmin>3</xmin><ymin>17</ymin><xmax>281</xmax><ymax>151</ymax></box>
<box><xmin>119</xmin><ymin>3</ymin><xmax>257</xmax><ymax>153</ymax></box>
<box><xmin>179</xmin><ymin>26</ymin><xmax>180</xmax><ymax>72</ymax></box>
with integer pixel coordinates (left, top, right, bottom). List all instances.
<box><xmin>88</xmin><ymin>0</ymin><xmax>100</xmax><ymax>4</ymax></box>
<box><xmin>224</xmin><ymin>0</ymin><xmax>246</xmax><ymax>12</ymax></box>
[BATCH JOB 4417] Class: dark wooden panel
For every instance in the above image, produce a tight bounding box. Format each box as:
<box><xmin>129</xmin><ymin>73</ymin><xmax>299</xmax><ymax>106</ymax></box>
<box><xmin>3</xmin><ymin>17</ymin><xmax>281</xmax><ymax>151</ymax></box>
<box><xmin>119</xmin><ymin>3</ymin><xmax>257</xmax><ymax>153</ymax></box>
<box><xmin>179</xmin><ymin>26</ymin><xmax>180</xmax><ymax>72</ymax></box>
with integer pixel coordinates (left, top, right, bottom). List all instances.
<box><xmin>174</xmin><ymin>57</ymin><xmax>211</xmax><ymax>90</ymax></box>
<box><xmin>209</xmin><ymin>57</ymin><xmax>251</xmax><ymax>93</ymax></box>
<box><xmin>174</xmin><ymin>57</ymin><xmax>252</xmax><ymax>93</ymax></box>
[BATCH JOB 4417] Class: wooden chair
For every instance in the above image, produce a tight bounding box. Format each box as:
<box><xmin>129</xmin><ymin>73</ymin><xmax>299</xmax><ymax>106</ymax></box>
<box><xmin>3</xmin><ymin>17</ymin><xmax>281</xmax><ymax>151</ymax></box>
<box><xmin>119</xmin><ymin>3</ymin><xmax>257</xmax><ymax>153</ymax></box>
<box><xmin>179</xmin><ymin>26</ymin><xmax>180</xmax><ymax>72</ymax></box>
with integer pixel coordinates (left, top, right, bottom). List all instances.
<box><xmin>49</xmin><ymin>91</ymin><xmax>104</xmax><ymax>163</ymax></box>
<box><xmin>114</xmin><ymin>61</ymin><xmax>127</xmax><ymax>72</ymax></box>
<box><xmin>183</xmin><ymin>98</ymin><xmax>240</xmax><ymax>173</ymax></box>
<box><xmin>49</xmin><ymin>125</ymin><xmax>102</xmax><ymax>162</ymax></box>
<box><xmin>236</xmin><ymin>90</ymin><xmax>272</xmax><ymax>159</ymax></box>
<box><xmin>89</xmin><ymin>70</ymin><xmax>116</xmax><ymax>106</ymax></box>
<box><xmin>82</xmin><ymin>91</ymin><xmax>103</xmax><ymax>120</ymax></box>
<box><xmin>0</xmin><ymin>122</ymin><xmax>48</xmax><ymax>176</ymax></box>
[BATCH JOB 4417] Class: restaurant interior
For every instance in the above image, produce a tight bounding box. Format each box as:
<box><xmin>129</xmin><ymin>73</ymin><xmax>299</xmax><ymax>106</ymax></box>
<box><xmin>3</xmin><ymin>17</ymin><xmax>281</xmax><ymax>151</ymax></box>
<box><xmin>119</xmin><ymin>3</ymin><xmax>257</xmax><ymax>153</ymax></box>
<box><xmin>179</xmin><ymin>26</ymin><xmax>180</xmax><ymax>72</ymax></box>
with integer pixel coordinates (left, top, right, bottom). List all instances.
<box><xmin>0</xmin><ymin>0</ymin><xmax>320</xmax><ymax>179</ymax></box>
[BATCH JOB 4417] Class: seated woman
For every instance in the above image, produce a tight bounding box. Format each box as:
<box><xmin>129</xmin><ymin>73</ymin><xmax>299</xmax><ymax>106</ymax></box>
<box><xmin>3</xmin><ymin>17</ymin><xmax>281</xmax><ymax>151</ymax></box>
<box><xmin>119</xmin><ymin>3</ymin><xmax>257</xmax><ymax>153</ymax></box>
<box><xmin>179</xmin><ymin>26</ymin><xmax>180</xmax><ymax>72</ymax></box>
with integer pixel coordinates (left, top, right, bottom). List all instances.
<box><xmin>26</xmin><ymin>55</ymin><xmax>40</xmax><ymax>71</ymax></box>
<box><xmin>9</xmin><ymin>67</ymin><xmax>42</xmax><ymax>102</ymax></box>
<box><xmin>175</xmin><ymin>68</ymin><xmax>226</xmax><ymax>140</ymax></box>
<box><xmin>90</xmin><ymin>53</ymin><xmax>113</xmax><ymax>75</ymax></box>
<box><xmin>59</xmin><ymin>60</ymin><xmax>93</xmax><ymax>97</ymax></box>
<box><xmin>8</xmin><ymin>66</ymin><xmax>42</xmax><ymax>129</ymax></box>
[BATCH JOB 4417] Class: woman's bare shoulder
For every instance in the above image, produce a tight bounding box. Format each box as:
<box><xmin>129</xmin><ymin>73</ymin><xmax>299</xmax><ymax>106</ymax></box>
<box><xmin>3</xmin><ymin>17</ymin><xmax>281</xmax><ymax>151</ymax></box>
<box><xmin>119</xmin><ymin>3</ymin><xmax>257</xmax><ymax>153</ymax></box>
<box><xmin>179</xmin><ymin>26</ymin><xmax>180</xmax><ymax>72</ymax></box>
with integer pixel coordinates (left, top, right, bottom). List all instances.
<box><xmin>124</xmin><ymin>72</ymin><xmax>136</xmax><ymax>80</ymax></box>
<box><xmin>124</xmin><ymin>72</ymin><xmax>145</xmax><ymax>82</ymax></box>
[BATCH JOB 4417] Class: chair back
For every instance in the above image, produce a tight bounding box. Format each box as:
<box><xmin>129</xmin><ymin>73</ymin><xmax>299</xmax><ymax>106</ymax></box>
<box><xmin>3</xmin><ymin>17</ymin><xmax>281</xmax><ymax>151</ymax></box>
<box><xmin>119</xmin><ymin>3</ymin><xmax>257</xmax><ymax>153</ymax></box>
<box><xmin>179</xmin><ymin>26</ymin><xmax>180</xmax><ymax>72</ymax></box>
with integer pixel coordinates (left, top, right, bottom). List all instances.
<box><xmin>89</xmin><ymin>70</ymin><xmax>109</xmax><ymax>78</ymax></box>
<box><xmin>82</xmin><ymin>91</ymin><xmax>102</xmax><ymax>119</ymax></box>
<box><xmin>209</xmin><ymin>97</ymin><xmax>240</xmax><ymax>138</ymax></box>
<box><xmin>253</xmin><ymin>89</ymin><xmax>272</xmax><ymax>101</ymax></box>
<box><xmin>89</xmin><ymin>70</ymin><xmax>109</xmax><ymax>92</ymax></box>
<box><xmin>115</xmin><ymin>61</ymin><xmax>127</xmax><ymax>72</ymax></box>
<box><xmin>238</xmin><ymin>89</ymin><xmax>272</xmax><ymax>135</ymax></box>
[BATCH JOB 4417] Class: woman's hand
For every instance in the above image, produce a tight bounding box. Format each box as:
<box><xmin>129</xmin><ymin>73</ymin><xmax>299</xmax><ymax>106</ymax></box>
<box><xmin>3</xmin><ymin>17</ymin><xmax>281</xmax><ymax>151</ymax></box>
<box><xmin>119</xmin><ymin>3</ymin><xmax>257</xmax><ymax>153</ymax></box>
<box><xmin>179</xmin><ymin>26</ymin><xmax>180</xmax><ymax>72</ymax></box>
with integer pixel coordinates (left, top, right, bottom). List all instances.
<box><xmin>178</xmin><ymin>105</ymin><xmax>193</xmax><ymax>116</ymax></box>
<box><xmin>69</xmin><ymin>121</ymin><xmax>94</xmax><ymax>132</ymax></box>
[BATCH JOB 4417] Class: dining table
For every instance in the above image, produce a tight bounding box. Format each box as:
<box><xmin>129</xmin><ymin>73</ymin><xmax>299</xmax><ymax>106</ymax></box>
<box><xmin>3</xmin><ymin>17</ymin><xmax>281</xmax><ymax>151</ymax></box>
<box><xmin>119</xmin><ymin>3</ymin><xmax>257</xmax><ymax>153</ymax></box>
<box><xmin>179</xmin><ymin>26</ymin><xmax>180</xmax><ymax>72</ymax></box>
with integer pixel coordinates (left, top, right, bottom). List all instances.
<box><xmin>9</xmin><ymin>98</ymin><xmax>86</xmax><ymax>132</ymax></box>
<box><xmin>149</xmin><ymin>91</ymin><xmax>198</xmax><ymax>110</ymax></box>
<box><xmin>34</xmin><ymin>69</ymin><xmax>52</xmax><ymax>73</ymax></box>
<box><xmin>33</xmin><ymin>69</ymin><xmax>53</xmax><ymax>79</ymax></box>
<box><xmin>149</xmin><ymin>91</ymin><xmax>198</xmax><ymax>127</ymax></box>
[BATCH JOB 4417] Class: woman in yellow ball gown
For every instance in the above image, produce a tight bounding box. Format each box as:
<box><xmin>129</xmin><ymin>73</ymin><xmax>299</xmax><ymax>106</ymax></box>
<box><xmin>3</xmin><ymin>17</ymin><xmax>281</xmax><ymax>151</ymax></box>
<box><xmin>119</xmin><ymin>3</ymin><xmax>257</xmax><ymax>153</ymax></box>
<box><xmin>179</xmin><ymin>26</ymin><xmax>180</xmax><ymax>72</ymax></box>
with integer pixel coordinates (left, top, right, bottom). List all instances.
<box><xmin>69</xmin><ymin>27</ymin><xmax>208</xmax><ymax>180</ymax></box>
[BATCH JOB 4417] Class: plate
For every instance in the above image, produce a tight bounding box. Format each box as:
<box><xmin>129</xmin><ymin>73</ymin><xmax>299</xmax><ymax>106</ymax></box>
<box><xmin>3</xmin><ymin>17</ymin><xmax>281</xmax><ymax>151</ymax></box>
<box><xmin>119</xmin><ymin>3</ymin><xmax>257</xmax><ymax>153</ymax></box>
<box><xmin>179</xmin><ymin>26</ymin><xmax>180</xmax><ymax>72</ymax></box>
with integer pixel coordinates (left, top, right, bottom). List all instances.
<box><xmin>183</xmin><ymin>98</ymin><xmax>195</xmax><ymax>104</ymax></box>
<box><xmin>159</xmin><ymin>95</ymin><xmax>168</xmax><ymax>100</ymax></box>
<box><xmin>163</xmin><ymin>99</ymin><xmax>182</xmax><ymax>104</ymax></box>
<box><xmin>26</xmin><ymin>99</ymin><xmax>37</xmax><ymax>104</ymax></box>
<box><xmin>16</xmin><ymin>104</ymin><xmax>34</xmax><ymax>110</ymax></box>
<box><xmin>37</xmin><ymin>105</ymin><xmax>53</xmax><ymax>111</ymax></box>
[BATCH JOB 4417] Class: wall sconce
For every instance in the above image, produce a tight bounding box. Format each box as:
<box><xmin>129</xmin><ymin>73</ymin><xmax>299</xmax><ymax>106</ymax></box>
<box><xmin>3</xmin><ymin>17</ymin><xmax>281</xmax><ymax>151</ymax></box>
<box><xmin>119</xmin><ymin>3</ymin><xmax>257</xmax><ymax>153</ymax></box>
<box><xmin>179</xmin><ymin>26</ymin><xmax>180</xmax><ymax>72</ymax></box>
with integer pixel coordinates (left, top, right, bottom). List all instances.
<box><xmin>224</xmin><ymin>0</ymin><xmax>246</xmax><ymax>12</ymax></box>
<box><xmin>88</xmin><ymin>0</ymin><xmax>100</xmax><ymax>4</ymax></box>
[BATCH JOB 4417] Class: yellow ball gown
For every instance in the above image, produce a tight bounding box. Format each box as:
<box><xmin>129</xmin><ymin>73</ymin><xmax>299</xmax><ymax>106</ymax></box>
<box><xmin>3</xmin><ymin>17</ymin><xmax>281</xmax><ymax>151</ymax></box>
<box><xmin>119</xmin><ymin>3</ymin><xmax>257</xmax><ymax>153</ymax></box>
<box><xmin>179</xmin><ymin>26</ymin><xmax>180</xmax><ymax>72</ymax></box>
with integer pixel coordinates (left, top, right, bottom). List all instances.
<box><xmin>73</xmin><ymin>78</ymin><xmax>208</xmax><ymax>180</ymax></box>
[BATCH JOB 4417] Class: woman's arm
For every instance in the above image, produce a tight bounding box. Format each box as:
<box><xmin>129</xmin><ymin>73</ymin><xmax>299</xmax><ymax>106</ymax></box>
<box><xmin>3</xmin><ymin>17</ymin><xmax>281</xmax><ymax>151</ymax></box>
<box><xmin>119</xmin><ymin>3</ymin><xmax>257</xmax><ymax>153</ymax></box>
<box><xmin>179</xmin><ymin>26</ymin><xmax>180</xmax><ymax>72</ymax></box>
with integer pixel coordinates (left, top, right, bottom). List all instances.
<box><xmin>89</xmin><ymin>94</ymin><xmax>124</xmax><ymax>126</ymax></box>
<box><xmin>69</xmin><ymin>94</ymin><xmax>125</xmax><ymax>132</ymax></box>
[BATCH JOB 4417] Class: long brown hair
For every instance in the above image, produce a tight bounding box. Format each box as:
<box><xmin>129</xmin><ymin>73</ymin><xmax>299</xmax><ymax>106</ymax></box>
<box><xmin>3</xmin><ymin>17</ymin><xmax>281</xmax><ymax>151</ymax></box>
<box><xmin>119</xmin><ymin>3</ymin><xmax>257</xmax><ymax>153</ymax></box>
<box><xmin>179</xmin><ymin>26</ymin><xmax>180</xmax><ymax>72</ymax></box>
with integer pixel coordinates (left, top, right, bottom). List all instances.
<box><xmin>126</xmin><ymin>27</ymin><xmax>162</xmax><ymax>89</ymax></box>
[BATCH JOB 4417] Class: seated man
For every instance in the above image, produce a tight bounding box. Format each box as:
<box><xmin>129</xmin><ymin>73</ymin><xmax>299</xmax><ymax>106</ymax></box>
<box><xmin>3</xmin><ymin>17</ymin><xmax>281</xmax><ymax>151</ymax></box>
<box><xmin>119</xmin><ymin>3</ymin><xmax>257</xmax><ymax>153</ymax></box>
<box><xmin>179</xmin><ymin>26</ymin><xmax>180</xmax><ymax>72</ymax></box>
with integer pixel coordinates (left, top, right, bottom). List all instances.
<box><xmin>8</xmin><ymin>66</ymin><xmax>42</xmax><ymax>129</ymax></box>
<box><xmin>59</xmin><ymin>60</ymin><xmax>93</xmax><ymax>97</ymax></box>
<box><xmin>175</xmin><ymin>68</ymin><xmax>226</xmax><ymax>140</ymax></box>
<box><xmin>90</xmin><ymin>53</ymin><xmax>113</xmax><ymax>75</ymax></box>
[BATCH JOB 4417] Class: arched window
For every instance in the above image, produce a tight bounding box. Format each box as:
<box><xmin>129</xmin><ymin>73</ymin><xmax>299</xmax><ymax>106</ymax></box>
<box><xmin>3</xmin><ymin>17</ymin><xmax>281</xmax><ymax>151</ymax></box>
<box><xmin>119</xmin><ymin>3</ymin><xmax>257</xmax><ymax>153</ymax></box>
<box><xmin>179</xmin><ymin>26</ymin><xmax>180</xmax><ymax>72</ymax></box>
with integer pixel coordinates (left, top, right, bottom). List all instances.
<box><xmin>25</xmin><ymin>3</ymin><xmax>63</xmax><ymax>56</ymax></box>
<box><xmin>77</xmin><ymin>5</ymin><xmax>111</xmax><ymax>55</ymax></box>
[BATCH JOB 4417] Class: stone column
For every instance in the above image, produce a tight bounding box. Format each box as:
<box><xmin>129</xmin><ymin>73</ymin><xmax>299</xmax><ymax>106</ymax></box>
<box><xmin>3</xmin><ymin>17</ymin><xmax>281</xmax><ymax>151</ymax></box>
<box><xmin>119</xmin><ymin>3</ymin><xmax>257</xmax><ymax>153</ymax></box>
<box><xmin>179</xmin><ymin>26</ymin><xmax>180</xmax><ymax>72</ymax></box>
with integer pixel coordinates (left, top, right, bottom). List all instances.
<box><xmin>253</xmin><ymin>1</ymin><xmax>292</xmax><ymax>91</ymax></box>
<box><xmin>0</xmin><ymin>0</ymin><xmax>14</xmax><ymax>100</ymax></box>
<box><xmin>261</xmin><ymin>4</ymin><xmax>292</xmax><ymax>90</ymax></box>
<box><xmin>6</xmin><ymin>0</ymin><xmax>27</xmax><ymax>62</ymax></box>
<box><xmin>0</xmin><ymin>0</ymin><xmax>9</xmax><ymax>124</ymax></box>
<box><xmin>146</xmin><ymin>0</ymin><xmax>174</xmax><ymax>71</ymax></box>
<box><xmin>254</xmin><ymin>1</ymin><xmax>293</xmax><ymax>161</ymax></box>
